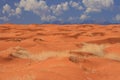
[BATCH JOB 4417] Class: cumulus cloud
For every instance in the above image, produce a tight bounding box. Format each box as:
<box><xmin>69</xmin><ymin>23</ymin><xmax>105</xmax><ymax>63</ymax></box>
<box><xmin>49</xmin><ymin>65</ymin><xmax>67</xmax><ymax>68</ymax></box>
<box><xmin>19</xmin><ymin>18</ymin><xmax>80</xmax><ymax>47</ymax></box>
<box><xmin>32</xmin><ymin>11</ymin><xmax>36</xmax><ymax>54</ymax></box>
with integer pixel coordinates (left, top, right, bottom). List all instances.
<box><xmin>50</xmin><ymin>2</ymin><xmax>69</xmax><ymax>15</ymax></box>
<box><xmin>2</xmin><ymin>4</ymin><xmax>11</xmax><ymax>14</ymax></box>
<box><xmin>2</xmin><ymin>4</ymin><xmax>21</xmax><ymax>17</ymax></box>
<box><xmin>68</xmin><ymin>17</ymin><xmax>75</xmax><ymax>21</ymax></box>
<box><xmin>1</xmin><ymin>0</ymin><xmax>85</xmax><ymax>22</ymax></box>
<box><xmin>17</xmin><ymin>0</ymin><xmax>49</xmax><ymax>15</ymax></box>
<box><xmin>79</xmin><ymin>0</ymin><xmax>114</xmax><ymax>21</ymax></box>
<box><xmin>0</xmin><ymin>16</ymin><xmax>9</xmax><ymax>21</ymax></box>
<box><xmin>69</xmin><ymin>1</ymin><xmax>83</xmax><ymax>10</ymax></box>
<box><xmin>82</xmin><ymin>0</ymin><xmax>114</xmax><ymax>13</ymax></box>
<box><xmin>50</xmin><ymin>1</ymin><xmax>84</xmax><ymax>16</ymax></box>
<box><xmin>115</xmin><ymin>14</ymin><xmax>120</xmax><ymax>21</ymax></box>
<box><xmin>15</xmin><ymin>7</ymin><xmax>22</xmax><ymax>15</ymax></box>
<box><xmin>15</xmin><ymin>0</ymin><xmax>57</xmax><ymax>21</ymax></box>
<box><xmin>80</xmin><ymin>14</ymin><xmax>89</xmax><ymax>20</ymax></box>
<box><xmin>41</xmin><ymin>15</ymin><xmax>56</xmax><ymax>22</ymax></box>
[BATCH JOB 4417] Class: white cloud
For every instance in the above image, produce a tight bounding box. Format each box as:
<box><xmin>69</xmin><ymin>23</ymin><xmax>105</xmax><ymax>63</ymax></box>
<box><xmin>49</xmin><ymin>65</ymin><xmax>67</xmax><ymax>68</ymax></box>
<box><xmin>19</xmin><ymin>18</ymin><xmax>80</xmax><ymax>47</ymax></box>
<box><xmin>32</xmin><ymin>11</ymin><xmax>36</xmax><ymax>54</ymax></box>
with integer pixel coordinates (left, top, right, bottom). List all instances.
<box><xmin>62</xmin><ymin>2</ymin><xmax>69</xmax><ymax>10</ymax></box>
<box><xmin>15</xmin><ymin>0</ymin><xmax>56</xmax><ymax>21</ymax></box>
<box><xmin>115</xmin><ymin>14</ymin><xmax>120</xmax><ymax>21</ymax></box>
<box><xmin>1</xmin><ymin>1</ymin><xmax>85</xmax><ymax>22</ymax></box>
<box><xmin>50</xmin><ymin>1</ymin><xmax>84</xmax><ymax>16</ymax></box>
<box><xmin>50</xmin><ymin>2</ymin><xmax>69</xmax><ymax>15</ymax></box>
<box><xmin>0</xmin><ymin>16</ymin><xmax>9</xmax><ymax>21</ymax></box>
<box><xmin>2</xmin><ymin>4</ymin><xmax>21</xmax><ymax>17</ymax></box>
<box><xmin>82</xmin><ymin>0</ymin><xmax>114</xmax><ymax>13</ymax></box>
<box><xmin>79</xmin><ymin>0</ymin><xmax>114</xmax><ymax>21</ymax></box>
<box><xmin>2</xmin><ymin>4</ymin><xmax>11</xmax><ymax>14</ymax></box>
<box><xmin>15</xmin><ymin>7</ymin><xmax>21</xmax><ymax>15</ymax></box>
<box><xmin>68</xmin><ymin>17</ymin><xmax>79</xmax><ymax>23</ymax></box>
<box><xmin>85</xmin><ymin>8</ymin><xmax>101</xmax><ymax>13</ymax></box>
<box><xmin>18</xmin><ymin>0</ymin><xmax>50</xmax><ymax>14</ymax></box>
<box><xmin>80</xmin><ymin>14</ymin><xmax>89</xmax><ymax>20</ymax></box>
<box><xmin>68</xmin><ymin>17</ymin><xmax>74</xmax><ymax>21</ymax></box>
<box><xmin>41</xmin><ymin>15</ymin><xmax>56</xmax><ymax>22</ymax></box>
<box><xmin>69</xmin><ymin>1</ymin><xmax>83</xmax><ymax>10</ymax></box>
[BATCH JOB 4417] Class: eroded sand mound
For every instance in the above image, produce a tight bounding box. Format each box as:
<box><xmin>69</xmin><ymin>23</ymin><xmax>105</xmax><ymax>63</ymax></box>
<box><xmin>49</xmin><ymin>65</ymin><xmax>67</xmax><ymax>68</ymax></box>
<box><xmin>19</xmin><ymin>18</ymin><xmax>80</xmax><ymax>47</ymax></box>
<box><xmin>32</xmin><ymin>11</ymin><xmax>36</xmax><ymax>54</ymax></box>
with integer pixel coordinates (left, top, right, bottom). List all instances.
<box><xmin>0</xmin><ymin>24</ymin><xmax>120</xmax><ymax>80</ymax></box>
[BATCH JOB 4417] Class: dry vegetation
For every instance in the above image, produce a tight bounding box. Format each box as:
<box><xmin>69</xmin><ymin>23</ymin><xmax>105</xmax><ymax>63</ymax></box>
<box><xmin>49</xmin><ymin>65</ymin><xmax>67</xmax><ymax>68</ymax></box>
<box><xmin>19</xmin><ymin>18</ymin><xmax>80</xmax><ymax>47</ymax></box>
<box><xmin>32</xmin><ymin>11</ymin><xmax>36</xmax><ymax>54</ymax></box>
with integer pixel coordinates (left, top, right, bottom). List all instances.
<box><xmin>79</xmin><ymin>43</ymin><xmax>120</xmax><ymax>62</ymax></box>
<box><xmin>104</xmin><ymin>53</ymin><xmax>120</xmax><ymax>62</ymax></box>
<box><xmin>68</xmin><ymin>55</ymin><xmax>86</xmax><ymax>63</ymax></box>
<box><xmin>8</xmin><ymin>75</ymin><xmax>35</xmax><ymax>80</ymax></box>
<box><xmin>79</xmin><ymin>43</ymin><xmax>107</xmax><ymax>57</ymax></box>
<box><xmin>10</xmin><ymin>47</ymin><xmax>31</xmax><ymax>59</ymax></box>
<box><xmin>30</xmin><ymin>51</ymin><xmax>72</xmax><ymax>61</ymax></box>
<box><xmin>11</xmin><ymin>47</ymin><xmax>72</xmax><ymax>61</ymax></box>
<box><xmin>10</xmin><ymin>43</ymin><xmax>120</xmax><ymax>62</ymax></box>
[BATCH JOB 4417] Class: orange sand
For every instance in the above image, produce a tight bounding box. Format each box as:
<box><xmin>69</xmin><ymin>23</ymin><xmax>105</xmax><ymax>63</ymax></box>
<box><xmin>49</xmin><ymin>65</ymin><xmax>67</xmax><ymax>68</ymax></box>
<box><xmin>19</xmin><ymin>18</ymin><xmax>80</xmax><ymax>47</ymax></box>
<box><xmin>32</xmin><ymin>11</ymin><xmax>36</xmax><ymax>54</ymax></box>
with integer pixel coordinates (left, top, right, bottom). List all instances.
<box><xmin>0</xmin><ymin>24</ymin><xmax>120</xmax><ymax>80</ymax></box>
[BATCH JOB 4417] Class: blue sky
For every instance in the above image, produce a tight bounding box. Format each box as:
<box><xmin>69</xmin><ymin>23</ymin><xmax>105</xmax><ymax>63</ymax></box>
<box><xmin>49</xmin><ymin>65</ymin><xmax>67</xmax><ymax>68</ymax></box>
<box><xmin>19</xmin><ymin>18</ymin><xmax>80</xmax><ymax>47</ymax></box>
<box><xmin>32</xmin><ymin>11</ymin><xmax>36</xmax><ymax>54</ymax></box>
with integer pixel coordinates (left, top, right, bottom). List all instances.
<box><xmin>0</xmin><ymin>0</ymin><xmax>120</xmax><ymax>24</ymax></box>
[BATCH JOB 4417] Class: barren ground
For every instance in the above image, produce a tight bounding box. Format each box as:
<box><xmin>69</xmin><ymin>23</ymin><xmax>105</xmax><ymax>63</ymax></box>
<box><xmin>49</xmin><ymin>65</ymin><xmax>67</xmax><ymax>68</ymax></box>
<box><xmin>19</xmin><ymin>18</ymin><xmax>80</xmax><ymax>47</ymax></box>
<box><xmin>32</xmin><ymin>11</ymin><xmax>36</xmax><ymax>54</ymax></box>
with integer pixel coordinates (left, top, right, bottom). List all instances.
<box><xmin>0</xmin><ymin>24</ymin><xmax>120</xmax><ymax>80</ymax></box>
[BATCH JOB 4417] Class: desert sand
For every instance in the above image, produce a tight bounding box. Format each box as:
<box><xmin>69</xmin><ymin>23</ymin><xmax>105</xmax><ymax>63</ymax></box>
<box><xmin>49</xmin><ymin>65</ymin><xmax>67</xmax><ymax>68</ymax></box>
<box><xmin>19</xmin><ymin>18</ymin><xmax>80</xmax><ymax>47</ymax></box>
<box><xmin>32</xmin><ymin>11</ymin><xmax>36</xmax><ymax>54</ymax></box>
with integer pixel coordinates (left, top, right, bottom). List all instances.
<box><xmin>0</xmin><ymin>24</ymin><xmax>120</xmax><ymax>80</ymax></box>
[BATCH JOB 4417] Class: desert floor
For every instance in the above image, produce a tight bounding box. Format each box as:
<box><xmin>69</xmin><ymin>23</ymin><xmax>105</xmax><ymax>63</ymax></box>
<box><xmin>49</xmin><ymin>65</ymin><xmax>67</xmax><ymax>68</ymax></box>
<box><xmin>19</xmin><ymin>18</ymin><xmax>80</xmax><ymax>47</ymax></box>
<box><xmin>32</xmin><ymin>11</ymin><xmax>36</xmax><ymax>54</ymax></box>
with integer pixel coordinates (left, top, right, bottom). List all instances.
<box><xmin>0</xmin><ymin>24</ymin><xmax>120</xmax><ymax>80</ymax></box>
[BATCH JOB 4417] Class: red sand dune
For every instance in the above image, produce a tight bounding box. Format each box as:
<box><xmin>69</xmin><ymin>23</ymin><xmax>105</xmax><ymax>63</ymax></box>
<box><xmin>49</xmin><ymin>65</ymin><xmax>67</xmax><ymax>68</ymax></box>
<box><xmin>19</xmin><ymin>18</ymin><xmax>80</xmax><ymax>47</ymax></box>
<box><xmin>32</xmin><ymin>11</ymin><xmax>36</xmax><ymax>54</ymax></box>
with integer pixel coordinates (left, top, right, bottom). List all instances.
<box><xmin>0</xmin><ymin>24</ymin><xmax>120</xmax><ymax>80</ymax></box>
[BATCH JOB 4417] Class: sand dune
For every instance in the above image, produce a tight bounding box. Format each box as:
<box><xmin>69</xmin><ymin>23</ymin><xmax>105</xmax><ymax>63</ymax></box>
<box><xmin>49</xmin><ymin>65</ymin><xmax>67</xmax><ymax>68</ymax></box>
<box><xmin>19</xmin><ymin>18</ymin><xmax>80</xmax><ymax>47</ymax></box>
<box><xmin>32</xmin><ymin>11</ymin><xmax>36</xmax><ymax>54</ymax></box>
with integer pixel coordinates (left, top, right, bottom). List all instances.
<box><xmin>0</xmin><ymin>24</ymin><xmax>120</xmax><ymax>80</ymax></box>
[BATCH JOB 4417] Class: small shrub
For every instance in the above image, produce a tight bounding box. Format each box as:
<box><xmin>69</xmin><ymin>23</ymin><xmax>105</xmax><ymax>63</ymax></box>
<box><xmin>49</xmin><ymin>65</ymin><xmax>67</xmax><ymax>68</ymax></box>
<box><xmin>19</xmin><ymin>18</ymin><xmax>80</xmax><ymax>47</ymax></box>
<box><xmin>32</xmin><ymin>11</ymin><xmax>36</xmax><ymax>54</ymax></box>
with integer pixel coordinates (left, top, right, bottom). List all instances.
<box><xmin>104</xmin><ymin>53</ymin><xmax>120</xmax><ymax>62</ymax></box>
<box><xmin>9</xmin><ymin>75</ymin><xmax>35</xmax><ymax>80</ymax></box>
<box><xmin>69</xmin><ymin>56</ymin><xmax>80</xmax><ymax>63</ymax></box>
<box><xmin>30</xmin><ymin>51</ymin><xmax>71</xmax><ymax>61</ymax></box>
<box><xmin>10</xmin><ymin>47</ymin><xmax>31</xmax><ymax>59</ymax></box>
<box><xmin>10</xmin><ymin>48</ymin><xmax>72</xmax><ymax>61</ymax></box>
<box><xmin>79</xmin><ymin>43</ymin><xmax>107</xmax><ymax>57</ymax></box>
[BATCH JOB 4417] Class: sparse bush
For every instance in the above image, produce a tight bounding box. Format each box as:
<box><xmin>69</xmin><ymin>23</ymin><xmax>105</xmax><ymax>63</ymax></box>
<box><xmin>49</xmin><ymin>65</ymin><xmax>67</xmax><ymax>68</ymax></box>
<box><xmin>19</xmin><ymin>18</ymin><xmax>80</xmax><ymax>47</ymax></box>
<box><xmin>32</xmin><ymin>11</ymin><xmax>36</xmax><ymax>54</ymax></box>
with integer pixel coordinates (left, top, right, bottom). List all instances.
<box><xmin>9</xmin><ymin>75</ymin><xmax>35</xmax><ymax>80</ymax></box>
<box><xmin>79</xmin><ymin>43</ymin><xmax>107</xmax><ymax>57</ymax></box>
<box><xmin>11</xmin><ymin>49</ymin><xmax>31</xmax><ymax>59</ymax></box>
<box><xmin>10</xmin><ymin>45</ymin><xmax>120</xmax><ymax>62</ymax></box>
<box><xmin>78</xmin><ymin>43</ymin><xmax>120</xmax><ymax>62</ymax></box>
<box><xmin>31</xmin><ymin>51</ymin><xmax>71</xmax><ymax>61</ymax></box>
<box><xmin>69</xmin><ymin>56</ymin><xmax>80</xmax><ymax>63</ymax></box>
<box><xmin>104</xmin><ymin>53</ymin><xmax>120</xmax><ymax>62</ymax></box>
<box><xmin>10</xmin><ymin>48</ymin><xmax>72</xmax><ymax>61</ymax></box>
